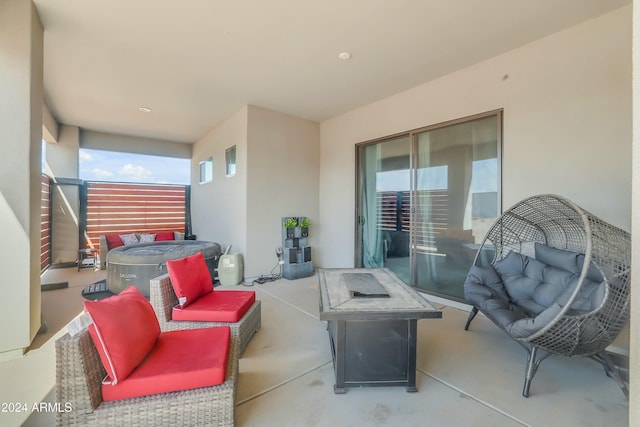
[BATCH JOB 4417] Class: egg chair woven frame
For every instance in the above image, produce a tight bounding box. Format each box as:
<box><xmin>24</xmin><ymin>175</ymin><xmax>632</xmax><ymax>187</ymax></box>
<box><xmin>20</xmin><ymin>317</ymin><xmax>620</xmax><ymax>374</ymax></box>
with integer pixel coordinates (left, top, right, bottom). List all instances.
<box><xmin>463</xmin><ymin>194</ymin><xmax>630</xmax><ymax>397</ymax></box>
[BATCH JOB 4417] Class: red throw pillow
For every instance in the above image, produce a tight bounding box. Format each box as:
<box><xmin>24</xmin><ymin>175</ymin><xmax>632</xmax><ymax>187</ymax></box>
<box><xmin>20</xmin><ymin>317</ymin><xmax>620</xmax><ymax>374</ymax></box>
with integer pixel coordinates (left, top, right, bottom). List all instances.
<box><xmin>84</xmin><ymin>286</ymin><xmax>160</xmax><ymax>385</ymax></box>
<box><xmin>155</xmin><ymin>231</ymin><xmax>175</xmax><ymax>241</ymax></box>
<box><xmin>166</xmin><ymin>252</ymin><xmax>213</xmax><ymax>308</ymax></box>
<box><xmin>105</xmin><ymin>234</ymin><xmax>124</xmax><ymax>250</ymax></box>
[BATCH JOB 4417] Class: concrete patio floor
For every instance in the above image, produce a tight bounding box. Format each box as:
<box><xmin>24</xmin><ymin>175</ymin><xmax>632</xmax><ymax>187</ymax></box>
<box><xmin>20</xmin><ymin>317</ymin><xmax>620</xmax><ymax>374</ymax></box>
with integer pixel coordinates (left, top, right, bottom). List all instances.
<box><xmin>14</xmin><ymin>267</ymin><xmax>630</xmax><ymax>426</ymax></box>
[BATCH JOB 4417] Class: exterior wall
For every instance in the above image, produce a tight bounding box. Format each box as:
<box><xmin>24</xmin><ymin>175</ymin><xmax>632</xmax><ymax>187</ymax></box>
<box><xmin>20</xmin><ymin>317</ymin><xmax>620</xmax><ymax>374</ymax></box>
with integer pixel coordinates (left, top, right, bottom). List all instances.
<box><xmin>0</xmin><ymin>0</ymin><xmax>43</xmax><ymax>355</ymax></box>
<box><xmin>630</xmin><ymin>0</ymin><xmax>639</xmax><ymax>423</ymax></box>
<box><xmin>80</xmin><ymin>129</ymin><xmax>191</xmax><ymax>159</ymax></box>
<box><xmin>27</xmin><ymin>1</ymin><xmax>44</xmax><ymax>348</ymax></box>
<box><xmin>191</xmin><ymin>106</ymin><xmax>249</xmax><ymax>268</ymax></box>
<box><xmin>318</xmin><ymin>6</ymin><xmax>632</xmax><ymax>269</ymax></box>
<box><xmin>42</xmin><ymin>102</ymin><xmax>59</xmax><ymax>143</ymax></box>
<box><xmin>246</xmin><ymin>106</ymin><xmax>320</xmax><ymax>278</ymax></box>
<box><xmin>191</xmin><ymin>105</ymin><xmax>320</xmax><ymax>278</ymax></box>
<box><xmin>46</xmin><ymin>125</ymin><xmax>80</xmax><ymax>264</ymax></box>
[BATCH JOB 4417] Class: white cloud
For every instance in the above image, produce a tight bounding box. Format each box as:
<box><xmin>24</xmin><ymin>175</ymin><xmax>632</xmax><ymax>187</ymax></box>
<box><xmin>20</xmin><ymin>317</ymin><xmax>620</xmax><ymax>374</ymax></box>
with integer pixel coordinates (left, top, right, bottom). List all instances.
<box><xmin>79</xmin><ymin>151</ymin><xmax>93</xmax><ymax>162</ymax></box>
<box><xmin>119</xmin><ymin>163</ymin><xmax>153</xmax><ymax>182</ymax></box>
<box><xmin>92</xmin><ymin>168</ymin><xmax>113</xmax><ymax>178</ymax></box>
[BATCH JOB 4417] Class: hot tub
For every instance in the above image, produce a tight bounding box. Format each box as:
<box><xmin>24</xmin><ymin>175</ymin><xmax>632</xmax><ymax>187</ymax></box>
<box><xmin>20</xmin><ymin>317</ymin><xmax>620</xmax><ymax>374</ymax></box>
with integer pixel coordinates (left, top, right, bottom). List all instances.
<box><xmin>106</xmin><ymin>240</ymin><xmax>222</xmax><ymax>298</ymax></box>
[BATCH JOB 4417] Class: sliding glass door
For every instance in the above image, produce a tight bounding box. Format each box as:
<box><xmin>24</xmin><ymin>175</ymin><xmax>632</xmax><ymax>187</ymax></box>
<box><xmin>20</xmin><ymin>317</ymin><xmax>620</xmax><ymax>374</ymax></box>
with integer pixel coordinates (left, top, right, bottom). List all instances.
<box><xmin>412</xmin><ymin>114</ymin><xmax>500</xmax><ymax>299</ymax></box>
<box><xmin>356</xmin><ymin>111</ymin><xmax>501</xmax><ymax>301</ymax></box>
<box><xmin>356</xmin><ymin>135</ymin><xmax>411</xmax><ymax>284</ymax></box>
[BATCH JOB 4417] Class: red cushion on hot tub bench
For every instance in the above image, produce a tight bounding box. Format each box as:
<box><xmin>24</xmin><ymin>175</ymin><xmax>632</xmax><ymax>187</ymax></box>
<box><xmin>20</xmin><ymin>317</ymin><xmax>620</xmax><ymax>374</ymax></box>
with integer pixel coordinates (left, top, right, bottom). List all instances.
<box><xmin>101</xmin><ymin>326</ymin><xmax>230</xmax><ymax>401</ymax></box>
<box><xmin>155</xmin><ymin>231</ymin><xmax>176</xmax><ymax>241</ymax></box>
<box><xmin>105</xmin><ymin>234</ymin><xmax>125</xmax><ymax>250</ymax></box>
<box><xmin>172</xmin><ymin>290</ymin><xmax>256</xmax><ymax>323</ymax></box>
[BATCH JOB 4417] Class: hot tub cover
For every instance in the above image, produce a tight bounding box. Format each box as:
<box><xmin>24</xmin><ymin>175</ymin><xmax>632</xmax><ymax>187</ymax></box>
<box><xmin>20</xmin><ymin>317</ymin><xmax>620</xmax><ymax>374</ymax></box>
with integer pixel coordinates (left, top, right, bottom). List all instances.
<box><xmin>107</xmin><ymin>240</ymin><xmax>222</xmax><ymax>264</ymax></box>
<box><xmin>106</xmin><ymin>241</ymin><xmax>222</xmax><ymax>298</ymax></box>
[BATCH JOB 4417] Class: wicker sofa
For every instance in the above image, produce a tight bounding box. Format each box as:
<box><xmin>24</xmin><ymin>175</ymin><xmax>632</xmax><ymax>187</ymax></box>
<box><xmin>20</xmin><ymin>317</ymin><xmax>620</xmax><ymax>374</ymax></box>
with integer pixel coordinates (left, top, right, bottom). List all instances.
<box><xmin>150</xmin><ymin>273</ymin><xmax>261</xmax><ymax>356</ymax></box>
<box><xmin>98</xmin><ymin>231</ymin><xmax>185</xmax><ymax>269</ymax></box>
<box><xmin>55</xmin><ymin>328</ymin><xmax>238</xmax><ymax>426</ymax></box>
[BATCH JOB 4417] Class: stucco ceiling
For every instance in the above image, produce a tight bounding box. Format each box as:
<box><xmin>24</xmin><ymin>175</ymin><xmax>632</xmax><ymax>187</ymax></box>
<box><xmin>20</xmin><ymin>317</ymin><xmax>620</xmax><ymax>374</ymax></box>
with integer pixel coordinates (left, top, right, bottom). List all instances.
<box><xmin>33</xmin><ymin>0</ymin><xmax>630</xmax><ymax>143</ymax></box>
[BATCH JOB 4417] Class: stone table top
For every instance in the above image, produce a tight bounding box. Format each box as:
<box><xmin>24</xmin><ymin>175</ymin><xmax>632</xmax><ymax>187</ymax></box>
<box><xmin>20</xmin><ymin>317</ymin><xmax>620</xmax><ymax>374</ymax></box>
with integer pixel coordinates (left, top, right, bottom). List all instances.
<box><xmin>318</xmin><ymin>268</ymin><xmax>442</xmax><ymax>321</ymax></box>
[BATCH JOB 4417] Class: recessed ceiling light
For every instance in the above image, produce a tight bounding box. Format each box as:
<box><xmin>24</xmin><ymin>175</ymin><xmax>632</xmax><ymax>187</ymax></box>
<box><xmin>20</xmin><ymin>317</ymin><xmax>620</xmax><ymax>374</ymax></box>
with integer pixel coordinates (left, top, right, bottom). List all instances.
<box><xmin>338</xmin><ymin>52</ymin><xmax>352</xmax><ymax>61</ymax></box>
<box><xmin>138</xmin><ymin>107</ymin><xmax>152</xmax><ymax>113</ymax></box>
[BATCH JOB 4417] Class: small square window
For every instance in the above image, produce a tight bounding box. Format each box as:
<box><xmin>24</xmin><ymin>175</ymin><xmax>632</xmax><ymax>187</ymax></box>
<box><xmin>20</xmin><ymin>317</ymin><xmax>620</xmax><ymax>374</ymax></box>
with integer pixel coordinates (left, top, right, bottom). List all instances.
<box><xmin>225</xmin><ymin>146</ymin><xmax>236</xmax><ymax>177</ymax></box>
<box><xmin>199</xmin><ymin>157</ymin><xmax>213</xmax><ymax>184</ymax></box>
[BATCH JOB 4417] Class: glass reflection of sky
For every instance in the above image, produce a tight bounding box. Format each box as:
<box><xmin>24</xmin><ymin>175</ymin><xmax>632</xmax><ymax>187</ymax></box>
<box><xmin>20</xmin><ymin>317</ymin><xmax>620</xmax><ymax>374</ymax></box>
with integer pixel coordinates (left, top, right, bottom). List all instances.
<box><xmin>376</xmin><ymin>158</ymin><xmax>497</xmax><ymax>193</ymax></box>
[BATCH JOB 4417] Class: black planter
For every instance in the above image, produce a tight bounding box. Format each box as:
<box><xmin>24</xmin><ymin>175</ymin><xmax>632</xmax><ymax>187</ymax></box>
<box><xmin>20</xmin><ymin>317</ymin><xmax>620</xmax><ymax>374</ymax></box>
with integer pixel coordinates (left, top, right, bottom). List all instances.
<box><xmin>301</xmin><ymin>227</ymin><xmax>309</xmax><ymax>237</ymax></box>
<box><xmin>286</xmin><ymin>227</ymin><xmax>295</xmax><ymax>238</ymax></box>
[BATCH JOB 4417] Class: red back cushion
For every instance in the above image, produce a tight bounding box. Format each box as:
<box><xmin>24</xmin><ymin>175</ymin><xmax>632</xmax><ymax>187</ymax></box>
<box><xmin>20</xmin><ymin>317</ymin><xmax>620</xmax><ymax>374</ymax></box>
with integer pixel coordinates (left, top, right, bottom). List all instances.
<box><xmin>166</xmin><ymin>252</ymin><xmax>213</xmax><ymax>308</ymax></box>
<box><xmin>84</xmin><ymin>286</ymin><xmax>160</xmax><ymax>384</ymax></box>
<box><xmin>155</xmin><ymin>231</ymin><xmax>175</xmax><ymax>241</ymax></box>
<box><xmin>105</xmin><ymin>234</ymin><xmax>125</xmax><ymax>250</ymax></box>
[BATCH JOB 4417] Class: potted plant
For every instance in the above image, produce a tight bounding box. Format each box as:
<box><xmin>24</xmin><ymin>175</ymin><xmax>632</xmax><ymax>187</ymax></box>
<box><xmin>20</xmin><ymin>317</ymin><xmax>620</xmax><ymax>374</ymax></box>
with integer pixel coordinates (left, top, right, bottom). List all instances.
<box><xmin>283</xmin><ymin>217</ymin><xmax>298</xmax><ymax>238</ymax></box>
<box><xmin>300</xmin><ymin>217</ymin><xmax>311</xmax><ymax>237</ymax></box>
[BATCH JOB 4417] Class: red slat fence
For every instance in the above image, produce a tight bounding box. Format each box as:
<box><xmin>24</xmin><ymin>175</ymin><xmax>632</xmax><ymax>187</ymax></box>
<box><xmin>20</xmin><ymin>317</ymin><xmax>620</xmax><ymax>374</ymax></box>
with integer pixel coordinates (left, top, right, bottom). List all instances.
<box><xmin>377</xmin><ymin>190</ymin><xmax>449</xmax><ymax>253</ymax></box>
<box><xmin>41</xmin><ymin>173</ymin><xmax>51</xmax><ymax>272</ymax></box>
<box><xmin>83</xmin><ymin>182</ymin><xmax>187</xmax><ymax>255</ymax></box>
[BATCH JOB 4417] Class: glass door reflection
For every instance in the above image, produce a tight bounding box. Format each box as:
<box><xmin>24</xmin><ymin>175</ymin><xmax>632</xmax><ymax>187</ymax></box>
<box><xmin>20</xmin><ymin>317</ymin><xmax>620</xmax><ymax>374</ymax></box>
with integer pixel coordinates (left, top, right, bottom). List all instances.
<box><xmin>357</xmin><ymin>136</ymin><xmax>411</xmax><ymax>284</ymax></box>
<box><xmin>412</xmin><ymin>115</ymin><xmax>500</xmax><ymax>300</ymax></box>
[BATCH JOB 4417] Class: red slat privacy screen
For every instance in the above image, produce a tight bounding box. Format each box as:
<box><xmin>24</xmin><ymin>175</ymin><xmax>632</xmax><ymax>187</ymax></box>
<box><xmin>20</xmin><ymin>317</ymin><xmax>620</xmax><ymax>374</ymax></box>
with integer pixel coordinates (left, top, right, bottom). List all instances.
<box><xmin>84</xmin><ymin>182</ymin><xmax>186</xmax><ymax>252</ymax></box>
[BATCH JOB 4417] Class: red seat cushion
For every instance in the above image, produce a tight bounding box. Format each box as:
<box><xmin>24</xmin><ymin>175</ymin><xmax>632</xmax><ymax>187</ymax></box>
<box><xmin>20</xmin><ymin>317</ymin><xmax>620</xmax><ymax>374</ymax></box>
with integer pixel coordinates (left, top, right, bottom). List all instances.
<box><xmin>167</xmin><ymin>252</ymin><xmax>213</xmax><ymax>308</ymax></box>
<box><xmin>172</xmin><ymin>290</ymin><xmax>256</xmax><ymax>323</ymax></box>
<box><xmin>105</xmin><ymin>234</ymin><xmax>125</xmax><ymax>250</ymax></box>
<box><xmin>102</xmin><ymin>327</ymin><xmax>231</xmax><ymax>401</ymax></box>
<box><xmin>155</xmin><ymin>231</ymin><xmax>176</xmax><ymax>241</ymax></box>
<box><xmin>84</xmin><ymin>286</ymin><xmax>160</xmax><ymax>384</ymax></box>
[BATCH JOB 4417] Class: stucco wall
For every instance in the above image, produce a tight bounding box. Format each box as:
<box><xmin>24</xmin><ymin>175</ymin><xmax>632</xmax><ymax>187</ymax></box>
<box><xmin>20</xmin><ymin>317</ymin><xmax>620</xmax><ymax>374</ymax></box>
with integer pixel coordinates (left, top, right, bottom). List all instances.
<box><xmin>45</xmin><ymin>125</ymin><xmax>80</xmax><ymax>264</ymax></box>
<box><xmin>0</xmin><ymin>0</ymin><xmax>43</xmax><ymax>355</ymax></box>
<box><xmin>191</xmin><ymin>106</ymin><xmax>249</xmax><ymax>268</ymax></box>
<box><xmin>80</xmin><ymin>129</ymin><xmax>191</xmax><ymax>159</ymax></box>
<box><xmin>318</xmin><ymin>6</ymin><xmax>632</xmax><ymax>269</ymax></box>
<box><xmin>630</xmin><ymin>1</ymin><xmax>639</xmax><ymax>423</ymax></box>
<box><xmin>246</xmin><ymin>106</ymin><xmax>320</xmax><ymax>278</ymax></box>
<box><xmin>191</xmin><ymin>105</ymin><xmax>319</xmax><ymax>278</ymax></box>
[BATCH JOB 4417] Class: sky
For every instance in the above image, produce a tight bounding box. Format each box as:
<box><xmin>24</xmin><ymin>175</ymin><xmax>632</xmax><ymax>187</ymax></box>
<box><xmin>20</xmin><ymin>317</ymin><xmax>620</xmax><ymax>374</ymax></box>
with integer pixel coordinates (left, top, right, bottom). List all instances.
<box><xmin>77</xmin><ymin>148</ymin><xmax>190</xmax><ymax>185</ymax></box>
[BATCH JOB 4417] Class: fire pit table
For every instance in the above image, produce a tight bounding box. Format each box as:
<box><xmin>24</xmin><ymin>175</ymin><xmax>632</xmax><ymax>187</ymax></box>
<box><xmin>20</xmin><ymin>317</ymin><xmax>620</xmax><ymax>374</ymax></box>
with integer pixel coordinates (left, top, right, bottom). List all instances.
<box><xmin>318</xmin><ymin>268</ymin><xmax>441</xmax><ymax>393</ymax></box>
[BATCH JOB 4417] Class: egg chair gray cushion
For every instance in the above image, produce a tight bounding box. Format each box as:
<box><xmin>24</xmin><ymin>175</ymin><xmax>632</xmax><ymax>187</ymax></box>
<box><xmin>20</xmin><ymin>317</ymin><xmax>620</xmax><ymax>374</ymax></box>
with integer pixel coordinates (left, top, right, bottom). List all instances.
<box><xmin>464</xmin><ymin>245</ymin><xmax>606</xmax><ymax>339</ymax></box>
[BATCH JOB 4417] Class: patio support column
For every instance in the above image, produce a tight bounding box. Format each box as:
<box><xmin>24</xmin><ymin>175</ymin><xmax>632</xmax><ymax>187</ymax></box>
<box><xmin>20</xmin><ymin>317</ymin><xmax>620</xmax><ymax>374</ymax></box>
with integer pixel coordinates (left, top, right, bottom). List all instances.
<box><xmin>0</xmin><ymin>0</ymin><xmax>44</xmax><ymax>358</ymax></box>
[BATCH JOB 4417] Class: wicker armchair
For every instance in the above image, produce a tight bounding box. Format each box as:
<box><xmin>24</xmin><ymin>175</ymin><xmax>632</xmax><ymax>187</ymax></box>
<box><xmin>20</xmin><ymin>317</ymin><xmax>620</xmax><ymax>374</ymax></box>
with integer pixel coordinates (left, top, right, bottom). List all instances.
<box><xmin>150</xmin><ymin>273</ymin><xmax>261</xmax><ymax>356</ymax></box>
<box><xmin>55</xmin><ymin>328</ymin><xmax>238</xmax><ymax>426</ymax></box>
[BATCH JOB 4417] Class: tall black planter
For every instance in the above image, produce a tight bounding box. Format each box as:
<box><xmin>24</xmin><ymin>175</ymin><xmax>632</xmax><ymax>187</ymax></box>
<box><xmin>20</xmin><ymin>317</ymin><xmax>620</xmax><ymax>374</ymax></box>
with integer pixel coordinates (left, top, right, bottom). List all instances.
<box><xmin>282</xmin><ymin>216</ymin><xmax>314</xmax><ymax>280</ymax></box>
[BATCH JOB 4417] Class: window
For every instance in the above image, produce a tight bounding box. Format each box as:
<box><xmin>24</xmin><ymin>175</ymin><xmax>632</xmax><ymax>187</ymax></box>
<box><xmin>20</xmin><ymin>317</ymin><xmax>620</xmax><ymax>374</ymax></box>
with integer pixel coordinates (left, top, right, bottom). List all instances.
<box><xmin>225</xmin><ymin>146</ymin><xmax>236</xmax><ymax>177</ymax></box>
<box><xmin>199</xmin><ymin>157</ymin><xmax>213</xmax><ymax>184</ymax></box>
